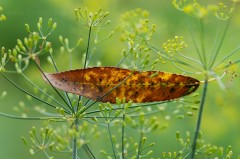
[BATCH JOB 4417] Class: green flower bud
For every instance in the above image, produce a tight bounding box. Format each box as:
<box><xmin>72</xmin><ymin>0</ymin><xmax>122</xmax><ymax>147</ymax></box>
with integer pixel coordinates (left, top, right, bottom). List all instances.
<box><xmin>105</xmin><ymin>20</ymin><xmax>111</xmax><ymax>26</ymax></box>
<box><xmin>25</xmin><ymin>24</ymin><xmax>31</xmax><ymax>32</ymax></box>
<box><xmin>64</xmin><ymin>38</ymin><xmax>69</xmax><ymax>46</ymax></box>
<box><xmin>38</xmin><ymin>17</ymin><xmax>43</xmax><ymax>25</ymax></box>
<box><xmin>29</xmin><ymin>149</ymin><xmax>35</xmax><ymax>155</ymax></box>
<box><xmin>0</xmin><ymin>91</ymin><xmax>7</xmax><ymax>99</ymax></box>
<box><xmin>37</xmin><ymin>22</ymin><xmax>41</xmax><ymax>30</ymax></box>
<box><xmin>176</xmin><ymin>131</ymin><xmax>180</xmax><ymax>141</ymax></box>
<box><xmin>77</xmin><ymin>38</ymin><xmax>83</xmax><ymax>46</ymax></box>
<box><xmin>59</xmin><ymin>35</ymin><xmax>63</xmax><ymax>43</ymax></box>
<box><xmin>45</xmin><ymin>42</ymin><xmax>51</xmax><ymax>52</ymax></box>
<box><xmin>24</xmin><ymin>37</ymin><xmax>28</xmax><ymax>46</ymax></box>
<box><xmin>48</xmin><ymin>18</ymin><xmax>53</xmax><ymax>27</ymax></box>
<box><xmin>32</xmin><ymin>32</ymin><xmax>39</xmax><ymax>41</ymax></box>
<box><xmin>52</xmin><ymin>22</ymin><xmax>57</xmax><ymax>30</ymax></box>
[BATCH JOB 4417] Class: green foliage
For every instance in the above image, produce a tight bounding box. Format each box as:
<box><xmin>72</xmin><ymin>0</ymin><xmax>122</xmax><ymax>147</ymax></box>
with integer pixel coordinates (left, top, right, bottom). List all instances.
<box><xmin>118</xmin><ymin>8</ymin><xmax>156</xmax><ymax>70</ymax></box>
<box><xmin>161</xmin><ymin>131</ymin><xmax>238</xmax><ymax>159</ymax></box>
<box><xmin>22</xmin><ymin>123</ymin><xmax>100</xmax><ymax>159</ymax></box>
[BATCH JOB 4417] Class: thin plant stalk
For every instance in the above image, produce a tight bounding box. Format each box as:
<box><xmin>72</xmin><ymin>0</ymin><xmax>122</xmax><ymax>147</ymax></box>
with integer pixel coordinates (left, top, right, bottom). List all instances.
<box><xmin>191</xmin><ymin>78</ymin><xmax>208</xmax><ymax>159</ymax></box>
<box><xmin>83</xmin><ymin>144</ymin><xmax>96</xmax><ymax>159</ymax></box>
<box><xmin>200</xmin><ymin>19</ymin><xmax>207</xmax><ymax>69</ymax></box>
<box><xmin>122</xmin><ymin>112</ymin><xmax>125</xmax><ymax>159</ymax></box>
<box><xmin>83</xmin><ymin>27</ymin><xmax>92</xmax><ymax>69</ymax></box>
<box><xmin>74</xmin><ymin>26</ymin><xmax>92</xmax><ymax>159</ymax></box>
<box><xmin>107</xmin><ymin>123</ymin><xmax>117</xmax><ymax>159</ymax></box>
<box><xmin>72</xmin><ymin>119</ymin><xmax>79</xmax><ymax>159</ymax></box>
<box><xmin>186</xmin><ymin>18</ymin><xmax>203</xmax><ymax>65</ymax></box>
<box><xmin>48</xmin><ymin>53</ymin><xmax>73</xmax><ymax>109</ymax></box>
<box><xmin>0</xmin><ymin>112</ymin><xmax>64</xmax><ymax>120</ymax></box>
<box><xmin>77</xmin><ymin>26</ymin><xmax>92</xmax><ymax>111</ymax></box>
<box><xmin>0</xmin><ymin>72</ymin><xmax>70</xmax><ymax>113</ymax></box>
<box><xmin>21</xmin><ymin>72</ymin><xmax>68</xmax><ymax>110</ymax></box>
<box><xmin>34</xmin><ymin>61</ymin><xmax>73</xmax><ymax>112</ymax></box>
<box><xmin>209</xmin><ymin>19</ymin><xmax>231</xmax><ymax>69</ymax></box>
<box><xmin>136</xmin><ymin>132</ymin><xmax>144</xmax><ymax>159</ymax></box>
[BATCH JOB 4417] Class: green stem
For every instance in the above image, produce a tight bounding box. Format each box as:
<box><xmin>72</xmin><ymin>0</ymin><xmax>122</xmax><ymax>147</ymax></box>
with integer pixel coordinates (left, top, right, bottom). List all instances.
<box><xmin>186</xmin><ymin>18</ymin><xmax>203</xmax><ymax>65</ymax></box>
<box><xmin>84</xmin><ymin>144</ymin><xmax>96</xmax><ymax>159</ymax></box>
<box><xmin>34</xmin><ymin>61</ymin><xmax>73</xmax><ymax>112</ymax></box>
<box><xmin>107</xmin><ymin>123</ymin><xmax>117</xmax><ymax>159</ymax></box>
<box><xmin>21</xmin><ymin>73</ymin><xmax>68</xmax><ymax>110</ymax></box>
<box><xmin>85</xmin><ymin>100</ymin><xmax>171</xmax><ymax>115</ymax></box>
<box><xmin>136</xmin><ymin>132</ymin><xmax>144</xmax><ymax>159</ymax></box>
<box><xmin>122</xmin><ymin>113</ymin><xmax>125</xmax><ymax>159</ymax></box>
<box><xmin>84</xmin><ymin>27</ymin><xmax>92</xmax><ymax>68</ymax></box>
<box><xmin>72</xmin><ymin>118</ymin><xmax>79</xmax><ymax>159</ymax></box>
<box><xmin>213</xmin><ymin>45</ymin><xmax>240</xmax><ymax>69</ymax></box>
<box><xmin>191</xmin><ymin>78</ymin><xmax>208</xmax><ymax>159</ymax></box>
<box><xmin>200</xmin><ymin>19</ymin><xmax>207</xmax><ymax>69</ymax></box>
<box><xmin>0</xmin><ymin>72</ymin><xmax>70</xmax><ymax>113</ymax></box>
<box><xmin>0</xmin><ymin>112</ymin><xmax>63</xmax><ymax>120</ymax></box>
<box><xmin>48</xmin><ymin>53</ymin><xmax>73</xmax><ymax>111</ymax></box>
<box><xmin>77</xmin><ymin>26</ymin><xmax>92</xmax><ymax>111</ymax></box>
<box><xmin>209</xmin><ymin>18</ymin><xmax>231</xmax><ymax>69</ymax></box>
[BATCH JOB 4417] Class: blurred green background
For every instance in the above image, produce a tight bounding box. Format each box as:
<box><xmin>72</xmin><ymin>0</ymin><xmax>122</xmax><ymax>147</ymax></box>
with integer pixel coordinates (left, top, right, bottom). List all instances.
<box><xmin>0</xmin><ymin>0</ymin><xmax>240</xmax><ymax>158</ymax></box>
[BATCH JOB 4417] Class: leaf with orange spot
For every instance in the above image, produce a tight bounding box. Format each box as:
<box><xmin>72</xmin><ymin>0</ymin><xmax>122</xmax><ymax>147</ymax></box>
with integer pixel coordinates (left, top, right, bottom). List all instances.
<box><xmin>43</xmin><ymin>67</ymin><xmax>199</xmax><ymax>103</ymax></box>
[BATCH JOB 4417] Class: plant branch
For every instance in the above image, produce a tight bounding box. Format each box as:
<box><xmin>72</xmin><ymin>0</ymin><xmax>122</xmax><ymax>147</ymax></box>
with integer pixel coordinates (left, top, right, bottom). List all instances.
<box><xmin>0</xmin><ymin>72</ymin><xmax>70</xmax><ymax>113</ymax></box>
<box><xmin>191</xmin><ymin>78</ymin><xmax>208</xmax><ymax>159</ymax></box>
<box><xmin>136</xmin><ymin>132</ymin><xmax>144</xmax><ymax>159</ymax></box>
<box><xmin>0</xmin><ymin>112</ymin><xmax>64</xmax><ymax>120</ymax></box>
<box><xmin>107</xmin><ymin>123</ymin><xmax>117</xmax><ymax>159</ymax></box>
<box><xmin>72</xmin><ymin>119</ymin><xmax>79</xmax><ymax>159</ymax></box>
<box><xmin>213</xmin><ymin>44</ymin><xmax>240</xmax><ymax>69</ymax></box>
<box><xmin>21</xmin><ymin>72</ymin><xmax>68</xmax><ymax>110</ymax></box>
<box><xmin>84</xmin><ymin>144</ymin><xmax>96</xmax><ymax>159</ymax></box>
<box><xmin>77</xmin><ymin>26</ymin><xmax>92</xmax><ymax>111</ymax></box>
<box><xmin>186</xmin><ymin>18</ymin><xmax>203</xmax><ymax>64</ymax></box>
<box><xmin>34</xmin><ymin>61</ymin><xmax>73</xmax><ymax>112</ymax></box>
<box><xmin>200</xmin><ymin>19</ymin><xmax>207</xmax><ymax>69</ymax></box>
<box><xmin>122</xmin><ymin>112</ymin><xmax>125</xmax><ymax>159</ymax></box>
<box><xmin>48</xmin><ymin>53</ymin><xmax>73</xmax><ymax>111</ymax></box>
<box><xmin>209</xmin><ymin>18</ymin><xmax>231</xmax><ymax>69</ymax></box>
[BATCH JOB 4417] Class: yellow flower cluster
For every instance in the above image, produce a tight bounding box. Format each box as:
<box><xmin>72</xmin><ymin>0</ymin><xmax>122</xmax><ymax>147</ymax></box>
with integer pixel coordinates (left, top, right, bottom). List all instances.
<box><xmin>172</xmin><ymin>0</ymin><xmax>234</xmax><ymax>20</ymax></box>
<box><xmin>162</xmin><ymin>36</ymin><xmax>188</xmax><ymax>57</ymax></box>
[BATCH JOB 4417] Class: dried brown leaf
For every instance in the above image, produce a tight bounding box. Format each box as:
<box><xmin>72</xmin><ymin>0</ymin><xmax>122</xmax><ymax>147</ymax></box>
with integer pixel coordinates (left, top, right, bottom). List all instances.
<box><xmin>43</xmin><ymin>67</ymin><xmax>199</xmax><ymax>103</ymax></box>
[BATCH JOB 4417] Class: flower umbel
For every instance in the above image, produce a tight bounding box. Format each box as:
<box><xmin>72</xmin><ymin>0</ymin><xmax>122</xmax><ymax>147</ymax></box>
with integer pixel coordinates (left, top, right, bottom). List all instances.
<box><xmin>162</xmin><ymin>36</ymin><xmax>188</xmax><ymax>57</ymax></box>
<box><xmin>74</xmin><ymin>7</ymin><xmax>110</xmax><ymax>27</ymax></box>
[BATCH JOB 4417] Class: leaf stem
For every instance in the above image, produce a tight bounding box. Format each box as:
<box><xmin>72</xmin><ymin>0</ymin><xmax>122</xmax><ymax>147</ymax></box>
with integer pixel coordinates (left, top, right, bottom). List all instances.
<box><xmin>191</xmin><ymin>78</ymin><xmax>208</xmax><ymax>159</ymax></box>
